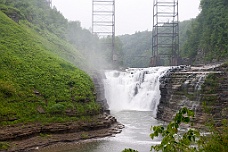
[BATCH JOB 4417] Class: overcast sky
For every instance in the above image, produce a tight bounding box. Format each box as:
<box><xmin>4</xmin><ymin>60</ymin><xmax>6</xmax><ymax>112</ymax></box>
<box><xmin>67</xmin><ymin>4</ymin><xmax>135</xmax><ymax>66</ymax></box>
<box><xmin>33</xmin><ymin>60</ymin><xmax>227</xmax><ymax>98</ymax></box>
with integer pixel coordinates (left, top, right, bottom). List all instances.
<box><xmin>52</xmin><ymin>0</ymin><xmax>201</xmax><ymax>35</ymax></box>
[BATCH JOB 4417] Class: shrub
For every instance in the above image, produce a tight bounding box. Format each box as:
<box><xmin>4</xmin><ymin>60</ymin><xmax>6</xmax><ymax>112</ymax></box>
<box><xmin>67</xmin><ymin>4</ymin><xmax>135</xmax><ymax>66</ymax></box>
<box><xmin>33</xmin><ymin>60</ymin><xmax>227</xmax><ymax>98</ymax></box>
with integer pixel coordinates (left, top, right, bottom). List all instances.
<box><xmin>122</xmin><ymin>149</ymin><xmax>139</xmax><ymax>152</ymax></box>
<box><xmin>150</xmin><ymin>107</ymin><xmax>200</xmax><ymax>152</ymax></box>
<box><xmin>0</xmin><ymin>142</ymin><xmax>9</xmax><ymax>151</ymax></box>
<box><xmin>48</xmin><ymin>103</ymin><xmax>65</xmax><ymax>115</ymax></box>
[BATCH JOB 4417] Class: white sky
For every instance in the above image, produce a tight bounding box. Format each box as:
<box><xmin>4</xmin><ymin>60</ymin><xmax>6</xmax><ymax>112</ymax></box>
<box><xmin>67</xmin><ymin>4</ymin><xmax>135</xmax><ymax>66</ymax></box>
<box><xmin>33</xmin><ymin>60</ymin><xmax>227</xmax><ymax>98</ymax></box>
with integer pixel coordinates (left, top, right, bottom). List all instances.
<box><xmin>52</xmin><ymin>0</ymin><xmax>201</xmax><ymax>35</ymax></box>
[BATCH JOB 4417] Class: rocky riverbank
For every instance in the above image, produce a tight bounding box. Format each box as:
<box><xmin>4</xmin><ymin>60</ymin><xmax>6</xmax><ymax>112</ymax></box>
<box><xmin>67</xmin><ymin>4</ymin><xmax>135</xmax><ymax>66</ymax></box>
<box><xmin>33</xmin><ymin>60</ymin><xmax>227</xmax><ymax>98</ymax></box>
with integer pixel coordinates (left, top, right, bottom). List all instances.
<box><xmin>157</xmin><ymin>63</ymin><xmax>228</xmax><ymax>128</ymax></box>
<box><xmin>0</xmin><ymin>114</ymin><xmax>124</xmax><ymax>152</ymax></box>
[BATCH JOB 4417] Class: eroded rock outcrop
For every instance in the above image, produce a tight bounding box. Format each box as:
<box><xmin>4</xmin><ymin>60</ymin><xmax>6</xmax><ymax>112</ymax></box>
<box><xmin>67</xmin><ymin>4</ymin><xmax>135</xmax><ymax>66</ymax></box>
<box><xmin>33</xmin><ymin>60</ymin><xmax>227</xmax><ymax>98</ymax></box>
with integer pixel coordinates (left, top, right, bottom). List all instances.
<box><xmin>0</xmin><ymin>115</ymin><xmax>118</xmax><ymax>141</ymax></box>
<box><xmin>157</xmin><ymin>63</ymin><xmax>228</xmax><ymax>128</ymax></box>
<box><xmin>92</xmin><ymin>71</ymin><xmax>109</xmax><ymax>111</ymax></box>
<box><xmin>0</xmin><ymin>114</ymin><xmax>124</xmax><ymax>152</ymax></box>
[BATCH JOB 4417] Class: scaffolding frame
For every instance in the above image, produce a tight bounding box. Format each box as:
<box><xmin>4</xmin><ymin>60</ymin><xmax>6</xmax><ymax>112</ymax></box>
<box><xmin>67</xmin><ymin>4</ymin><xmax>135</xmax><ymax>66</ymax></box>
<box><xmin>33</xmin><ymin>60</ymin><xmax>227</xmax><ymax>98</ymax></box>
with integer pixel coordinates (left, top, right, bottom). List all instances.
<box><xmin>151</xmin><ymin>0</ymin><xmax>179</xmax><ymax>66</ymax></box>
<box><xmin>92</xmin><ymin>0</ymin><xmax>116</xmax><ymax>61</ymax></box>
<box><xmin>46</xmin><ymin>0</ymin><xmax>52</xmax><ymax>7</ymax></box>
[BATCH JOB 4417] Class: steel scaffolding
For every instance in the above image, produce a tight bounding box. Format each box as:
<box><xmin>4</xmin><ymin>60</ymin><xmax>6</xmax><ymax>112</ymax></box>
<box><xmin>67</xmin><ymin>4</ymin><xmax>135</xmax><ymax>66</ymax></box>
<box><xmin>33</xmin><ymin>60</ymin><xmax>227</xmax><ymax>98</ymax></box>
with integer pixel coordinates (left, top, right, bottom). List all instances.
<box><xmin>151</xmin><ymin>0</ymin><xmax>179</xmax><ymax>66</ymax></box>
<box><xmin>92</xmin><ymin>0</ymin><xmax>116</xmax><ymax>61</ymax></box>
<box><xmin>46</xmin><ymin>0</ymin><xmax>52</xmax><ymax>7</ymax></box>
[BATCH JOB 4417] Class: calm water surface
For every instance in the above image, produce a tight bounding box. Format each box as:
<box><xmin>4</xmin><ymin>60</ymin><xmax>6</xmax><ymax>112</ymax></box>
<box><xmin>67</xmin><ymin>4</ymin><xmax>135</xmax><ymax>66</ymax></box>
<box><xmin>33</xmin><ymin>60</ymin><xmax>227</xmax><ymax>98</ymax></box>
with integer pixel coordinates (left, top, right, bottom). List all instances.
<box><xmin>55</xmin><ymin>110</ymin><xmax>162</xmax><ymax>152</ymax></box>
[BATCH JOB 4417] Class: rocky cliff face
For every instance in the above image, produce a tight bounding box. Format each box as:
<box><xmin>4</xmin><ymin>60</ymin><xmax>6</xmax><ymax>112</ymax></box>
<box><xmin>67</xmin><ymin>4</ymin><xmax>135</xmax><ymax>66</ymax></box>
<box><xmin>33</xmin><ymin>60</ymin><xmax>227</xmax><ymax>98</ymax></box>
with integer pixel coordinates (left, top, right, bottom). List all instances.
<box><xmin>157</xmin><ymin>63</ymin><xmax>228</xmax><ymax>128</ymax></box>
<box><xmin>92</xmin><ymin>71</ymin><xmax>109</xmax><ymax>111</ymax></box>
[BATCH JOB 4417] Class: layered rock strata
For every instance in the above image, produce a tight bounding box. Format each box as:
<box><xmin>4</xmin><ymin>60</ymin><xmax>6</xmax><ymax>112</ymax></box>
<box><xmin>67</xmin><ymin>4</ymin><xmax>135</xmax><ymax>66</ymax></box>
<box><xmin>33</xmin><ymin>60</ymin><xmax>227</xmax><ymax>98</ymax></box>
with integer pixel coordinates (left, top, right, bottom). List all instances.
<box><xmin>92</xmin><ymin>71</ymin><xmax>109</xmax><ymax>111</ymax></box>
<box><xmin>0</xmin><ymin>114</ymin><xmax>124</xmax><ymax>152</ymax></box>
<box><xmin>157</xmin><ymin>64</ymin><xmax>228</xmax><ymax>127</ymax></box>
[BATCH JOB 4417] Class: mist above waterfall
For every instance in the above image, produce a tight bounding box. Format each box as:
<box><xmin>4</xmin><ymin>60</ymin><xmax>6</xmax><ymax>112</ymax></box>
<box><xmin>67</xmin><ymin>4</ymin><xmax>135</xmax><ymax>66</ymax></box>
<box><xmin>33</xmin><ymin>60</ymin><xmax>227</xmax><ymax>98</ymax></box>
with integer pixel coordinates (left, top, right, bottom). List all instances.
<box><xmin>104</xmin><ymin>67</ymin><xmax>171</xmax><ymax>117</ymax></box>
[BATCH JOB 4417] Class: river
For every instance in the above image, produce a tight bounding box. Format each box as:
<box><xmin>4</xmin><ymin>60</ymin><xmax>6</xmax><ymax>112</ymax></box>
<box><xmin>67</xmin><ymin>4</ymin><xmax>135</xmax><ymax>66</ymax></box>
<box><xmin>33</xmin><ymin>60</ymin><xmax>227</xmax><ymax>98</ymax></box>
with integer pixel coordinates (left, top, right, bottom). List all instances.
<box><xmin>60</xmin><ymin>111</ymin><xmax>162</xmax><ymax>152</ymax></box>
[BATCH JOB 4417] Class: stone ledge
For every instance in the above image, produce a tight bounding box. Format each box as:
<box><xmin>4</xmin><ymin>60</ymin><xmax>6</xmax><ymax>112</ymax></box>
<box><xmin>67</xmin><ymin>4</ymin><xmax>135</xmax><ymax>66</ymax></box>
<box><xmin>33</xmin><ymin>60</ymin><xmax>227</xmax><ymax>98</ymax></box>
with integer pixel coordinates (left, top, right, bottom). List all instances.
<box><xmin>0</xmin><ymin>114</ymin><xmax>118</xmax><ymax>141</ymax></box>
<box><xmin>3</xmin><ymin>121</ymin><xmax>124</xmax><ymax>152</ymax></box>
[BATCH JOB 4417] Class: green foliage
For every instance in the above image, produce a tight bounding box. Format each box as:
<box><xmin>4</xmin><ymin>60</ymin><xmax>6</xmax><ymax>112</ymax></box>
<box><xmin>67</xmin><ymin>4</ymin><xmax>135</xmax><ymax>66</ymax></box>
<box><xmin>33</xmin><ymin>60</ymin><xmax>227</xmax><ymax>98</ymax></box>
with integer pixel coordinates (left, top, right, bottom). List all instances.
<box><xmin>0</xmin><ymin>0</ymin><xmax>67</xmax><ymax>38</ymax></box>
<box><xmin>150</xmin><ymin>107</ymin><xmax>200</xmax><ymax>152</ymax></box>
<box><xmin>0</xmin><ymin>80</ymin><xmax>16</xmax><ymax>98</ymax></box>
<box><xmin>48</xmin><ymin>103</ymin><xmax>65</xmax><ymax>115</ymax></box>
<box><xmin>0</xmin><ymin>9</ymin><xmax>100</xmax><ymax>125</ymax></box>
<box><xmin>199</xmin><ymin>64</ymin><xmax>228</xmax><ymax>152</ymax></box>
<box><xmin>0</xmin><ymin>142</ymin><xmax>9</xmax><ymax>150</ymax></box>
<box><xmin>66</xmin><ymin>21</ymin><xmax>98</xmax><ymax>52</ymax></box>
<box><xmin>122</xmin><ymin>149</ymin><xmax>139</xmax><ymax>152</ymax></box>
<box><xmin>119</xmin><ymin>31</ymin><xmax>152</xmax><ymax>68</ymax></box>
<box><xmin>183</xmin><ymin>0</ymin><xmax>228</xmax><ymax>63</ymax></box>
<box><xmin>0</xmin><ymin>4</ymin><xmax>25</xmax><ymax>22</ymax></box>
<box><xmin>39</xmin><ymin>133</ymin><xmax>50</xmax><ymax>137</ymax></box>
<box><xmin>201</xmin><ymin>73</ymin><xmax>219</xmax><ymax>94</ymax></box>
<box><xmin>81</xmin><ymin>132</ymin><xmax>89</xmax><ymax>139</ymax></box>
<box><xmin>200</xmin><ymin>120</ymin><xmax>228</xmax><ymax>152</ymax></box>
<box><xmin>98</xmin><ymin>36</ymin><xmax>124</xmax><ymax>68</ymax></box>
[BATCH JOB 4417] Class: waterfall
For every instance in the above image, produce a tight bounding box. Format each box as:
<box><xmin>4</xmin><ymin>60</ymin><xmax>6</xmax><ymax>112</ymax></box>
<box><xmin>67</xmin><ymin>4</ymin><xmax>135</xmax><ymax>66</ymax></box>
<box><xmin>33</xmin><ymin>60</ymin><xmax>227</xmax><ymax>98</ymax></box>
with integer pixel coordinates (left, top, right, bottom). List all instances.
<box><xmin>104</xmin><ymin>67</ymin><xmax>171</xmax><ymax>117</ymax></box>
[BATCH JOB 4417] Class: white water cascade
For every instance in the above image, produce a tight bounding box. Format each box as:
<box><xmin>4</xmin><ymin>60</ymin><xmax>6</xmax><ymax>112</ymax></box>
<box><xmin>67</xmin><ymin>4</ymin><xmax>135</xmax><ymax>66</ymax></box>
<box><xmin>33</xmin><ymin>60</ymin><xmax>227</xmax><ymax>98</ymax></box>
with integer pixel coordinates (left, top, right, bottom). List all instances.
<box><xmin>104</xmin><ymin>67</ymin><xmax>171</xmax><ymax>117</ymax></box>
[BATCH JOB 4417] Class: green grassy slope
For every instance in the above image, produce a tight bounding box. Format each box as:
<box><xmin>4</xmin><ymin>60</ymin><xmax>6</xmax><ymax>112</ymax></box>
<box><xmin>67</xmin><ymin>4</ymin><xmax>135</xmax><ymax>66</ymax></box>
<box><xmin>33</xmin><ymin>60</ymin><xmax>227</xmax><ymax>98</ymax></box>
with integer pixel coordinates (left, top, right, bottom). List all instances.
<box><xmin>21</xmin><ymin>21</ymin><xmax>88</xmax><ymax>69</ymax></box>
<box><xmin>0</xmin><ymin>11</ymin><xmax>100</xmax><ymax>125</ymax></box>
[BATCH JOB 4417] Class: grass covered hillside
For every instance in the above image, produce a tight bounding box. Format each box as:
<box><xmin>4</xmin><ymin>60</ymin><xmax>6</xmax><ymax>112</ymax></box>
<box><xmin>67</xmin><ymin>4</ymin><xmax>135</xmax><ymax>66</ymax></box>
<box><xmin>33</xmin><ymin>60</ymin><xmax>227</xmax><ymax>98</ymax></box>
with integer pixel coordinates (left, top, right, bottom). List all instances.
<box><xmin>0</xmin><ymin>11</ymin><xmax>100</xmax><ymax>126</ymax></box>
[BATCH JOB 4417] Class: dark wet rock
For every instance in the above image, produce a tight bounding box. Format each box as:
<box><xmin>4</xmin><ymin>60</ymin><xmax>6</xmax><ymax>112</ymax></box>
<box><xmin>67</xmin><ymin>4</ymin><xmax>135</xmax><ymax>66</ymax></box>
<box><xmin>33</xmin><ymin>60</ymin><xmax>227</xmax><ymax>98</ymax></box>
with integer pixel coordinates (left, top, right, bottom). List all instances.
<box><xmin>157</xmin><ymin>63</ymin><xmax>228</xmax><ymax>128</ymax></box>
<box><xmin>34</xmin><ymin>90</ymin><xmax>40</xmax><ymax>95</ymax></box>
<box><xmin>37</xmin><ymin>106</ymin><xmax>45</xmax><ymax>114</ymax></box>
<box><xmin>92</xmin><ymin>71</ymin><xmax>109</xmax><ymax>111</ymax></box>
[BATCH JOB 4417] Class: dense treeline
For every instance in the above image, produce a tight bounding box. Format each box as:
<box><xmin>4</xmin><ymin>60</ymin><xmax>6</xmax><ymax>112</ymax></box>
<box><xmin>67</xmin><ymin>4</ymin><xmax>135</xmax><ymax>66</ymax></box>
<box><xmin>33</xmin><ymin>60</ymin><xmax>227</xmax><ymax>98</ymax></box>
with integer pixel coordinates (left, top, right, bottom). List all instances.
<box><xmin>183</xmin><ymin>0</ymin><xmax>228</xmax><ymax>63</ymax></box>
<box><xmin>119</xmin><ymin>31</ymin><xmax>152</xmax><ymax>68</ymax></box>
<box><xmin>0</xmin><ymin>0</ymin><xmax>67</xmax><ymax>38</ymax></box>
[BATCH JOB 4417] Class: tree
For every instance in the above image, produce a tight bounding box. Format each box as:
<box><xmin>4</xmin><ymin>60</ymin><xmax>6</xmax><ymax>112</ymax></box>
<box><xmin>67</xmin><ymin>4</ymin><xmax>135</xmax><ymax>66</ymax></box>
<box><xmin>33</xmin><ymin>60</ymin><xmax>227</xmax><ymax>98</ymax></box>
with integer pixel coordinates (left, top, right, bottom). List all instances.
<box><xmin>183</xmin><ymin>0</ymin><xmax>228</xmax><ymax>63</ymax></box>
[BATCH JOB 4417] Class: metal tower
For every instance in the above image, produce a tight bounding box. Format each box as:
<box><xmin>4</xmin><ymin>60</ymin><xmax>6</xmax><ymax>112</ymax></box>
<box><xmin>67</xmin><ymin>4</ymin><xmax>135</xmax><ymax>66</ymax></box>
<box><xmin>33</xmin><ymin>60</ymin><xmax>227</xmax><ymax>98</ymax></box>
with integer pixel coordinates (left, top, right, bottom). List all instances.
<box><xmin>151</xmin><ymin>0</ymin><xmax>179</xmax><ymax>66</ymax></box>
<box><xmin>92</xmin><ymin>0</ymin><xmax>116</xmax><ymax>61</ymax></box>
<box><xmin>46</xmin><ymin>0</ymin><xmax>52</xmax><ymax>7</ymax></box>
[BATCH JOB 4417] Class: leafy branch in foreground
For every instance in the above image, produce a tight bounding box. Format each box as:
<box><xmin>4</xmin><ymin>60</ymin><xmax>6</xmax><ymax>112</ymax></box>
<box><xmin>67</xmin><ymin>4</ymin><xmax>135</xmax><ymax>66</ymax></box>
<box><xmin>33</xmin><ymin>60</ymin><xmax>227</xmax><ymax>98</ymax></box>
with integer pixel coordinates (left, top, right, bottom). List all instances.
<box><xmin>150</xmin><ymin>107</ymin><xmax>200</xmax><ymax>152</ymax></box>
<box><xmin>122</xmin><ymin>148</ymin><xmax>139</xmax><ymax>152</ymax></box>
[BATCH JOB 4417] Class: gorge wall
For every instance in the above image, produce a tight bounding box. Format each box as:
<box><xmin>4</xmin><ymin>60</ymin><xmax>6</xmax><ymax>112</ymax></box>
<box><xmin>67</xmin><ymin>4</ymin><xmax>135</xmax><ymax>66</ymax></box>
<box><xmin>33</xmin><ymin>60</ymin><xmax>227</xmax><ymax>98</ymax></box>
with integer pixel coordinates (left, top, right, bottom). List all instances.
<box><xmin>157</xmin><ymin>63</ymin><xmax>228</xmax><ymax>127</ymax></box>
<box><xmin>92</xmin><ymin>71</ymin><xmax>109</xmax><ymax>111</ymax></box>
